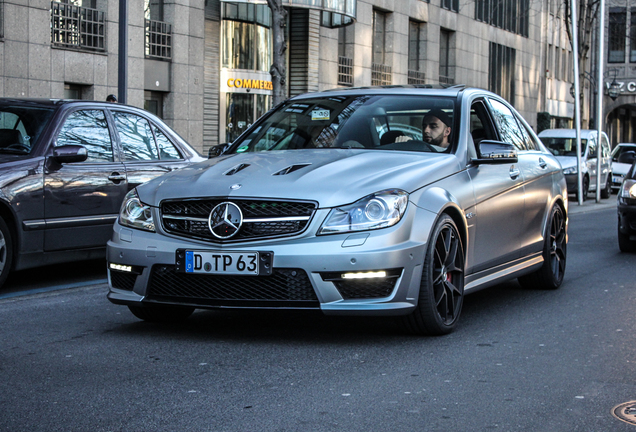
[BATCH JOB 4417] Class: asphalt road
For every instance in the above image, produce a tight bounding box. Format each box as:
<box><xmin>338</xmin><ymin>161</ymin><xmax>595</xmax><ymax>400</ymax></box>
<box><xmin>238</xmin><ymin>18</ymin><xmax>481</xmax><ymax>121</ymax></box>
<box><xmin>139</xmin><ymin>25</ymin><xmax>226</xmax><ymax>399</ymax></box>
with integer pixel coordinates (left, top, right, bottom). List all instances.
<box><xmin>1</xmin><ymin>200</ymin><xmax>635</xmax><ymax>431</ymax></box>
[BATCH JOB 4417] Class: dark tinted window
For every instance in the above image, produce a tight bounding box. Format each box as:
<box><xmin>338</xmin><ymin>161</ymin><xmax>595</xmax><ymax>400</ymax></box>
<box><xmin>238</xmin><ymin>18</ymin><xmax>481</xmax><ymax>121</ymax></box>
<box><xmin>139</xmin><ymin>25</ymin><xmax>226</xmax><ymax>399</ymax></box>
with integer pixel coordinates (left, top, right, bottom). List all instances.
<box><xmin>113</xmin><ymin>112</ymin><xmax>159</xmax><ymax>161</ymax></box>
<box><xmin>0</xmin><ymin>106</ymin><xmax>55</xmax><ymax>154</ymax></box>
<box><xmin>56</xmin><ymin>110</ymin><xmax>113</xmax><ymax>162</ymax></box>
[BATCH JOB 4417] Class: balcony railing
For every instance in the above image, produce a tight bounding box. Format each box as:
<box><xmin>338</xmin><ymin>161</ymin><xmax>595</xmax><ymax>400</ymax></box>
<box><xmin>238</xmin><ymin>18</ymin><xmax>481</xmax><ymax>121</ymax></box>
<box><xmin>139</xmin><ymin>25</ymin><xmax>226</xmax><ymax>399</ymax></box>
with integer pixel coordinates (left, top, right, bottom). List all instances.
<box><xmin>338</xmin><ymin>56</ymin><xmax>353</xmax><ymax>86</ymax></box>
<box><xmin>372</xmin><ymin>63</ymin><xmax>392</xmax><ymax>86</ymax></box>
<box><xmin>51</xmin><ymin>1</ymin><xmax>105</xmax><ymax>51</ymax></box>
<box><xmin>145</xmin><ymin>19</ymin><xmax>172</xmax><ymax>60</ymax></box>
<box><xmin>439</xmin><ymin>75</ymin><xmax>455</xmax><ymax>85</ymax></box>
<box><xmin>408</xmin><ymin>70</ymin><xmax>427</xmax><ymax>85</ymax></box>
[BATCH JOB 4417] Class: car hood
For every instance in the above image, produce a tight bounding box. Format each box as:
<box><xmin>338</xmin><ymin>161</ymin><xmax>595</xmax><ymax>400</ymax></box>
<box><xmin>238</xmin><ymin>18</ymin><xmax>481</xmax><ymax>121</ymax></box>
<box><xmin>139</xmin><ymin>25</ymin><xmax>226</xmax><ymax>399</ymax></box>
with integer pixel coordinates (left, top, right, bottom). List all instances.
<box><xmin>137</xmin><ymin>149</ymin><xmax>461</xmax><ymax>208</ymax></box>
<box><xmin>612</xmin><ymin>161</ymin><xmax>632</xmax><ymax>176</ymax></box>
<box><xmin>554</xmin><ymin>156</ymin><xmax>578</xmax><ymax>169</ymax></box>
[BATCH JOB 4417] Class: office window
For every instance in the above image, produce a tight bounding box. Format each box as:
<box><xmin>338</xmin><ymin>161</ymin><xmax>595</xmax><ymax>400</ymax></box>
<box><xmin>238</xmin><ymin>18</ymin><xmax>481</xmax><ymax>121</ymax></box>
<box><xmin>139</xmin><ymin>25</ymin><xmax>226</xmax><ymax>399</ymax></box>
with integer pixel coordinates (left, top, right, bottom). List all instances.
<box><xmin>439</xmin><ymin>29</ymin><xmax>454</xmax><ymax>85</ymax></box>
<box><xmin>475</xmin><ymin>0</ymin><xmax>529</xmax><ymax>37</ymax></box>
<box><xmin>489</xmin><ymin>42</ymin><xmax>516</xmax><ymax>104</ymax></box>
<box><xmin>441</xmin><ymin>0</ymin><xmax>459</xmax><ymax>13</ymax></box>
<box><xmin>631</xmin><ymin>8</ymin><xmax>636</xmax><ymax>63</ymax></box>
<box><xmin>609</xmin><ymin>8</ymin><xmax>626</xmax><ymax>63</ymax></box>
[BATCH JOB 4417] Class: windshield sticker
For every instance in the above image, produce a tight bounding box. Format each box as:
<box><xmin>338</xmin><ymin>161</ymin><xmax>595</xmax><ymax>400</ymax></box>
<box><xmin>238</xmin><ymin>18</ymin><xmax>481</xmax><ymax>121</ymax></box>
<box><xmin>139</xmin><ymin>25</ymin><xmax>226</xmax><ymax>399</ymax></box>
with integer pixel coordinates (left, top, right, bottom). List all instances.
<box><xmin>237</xmin><ymin>145</ymin><xmax>249</xmax><ymax>153</ymax></box>
<box><xmin>311</xmin><ymin>109</ymin><xmax>330</xmax><ymax>121</ymax></box>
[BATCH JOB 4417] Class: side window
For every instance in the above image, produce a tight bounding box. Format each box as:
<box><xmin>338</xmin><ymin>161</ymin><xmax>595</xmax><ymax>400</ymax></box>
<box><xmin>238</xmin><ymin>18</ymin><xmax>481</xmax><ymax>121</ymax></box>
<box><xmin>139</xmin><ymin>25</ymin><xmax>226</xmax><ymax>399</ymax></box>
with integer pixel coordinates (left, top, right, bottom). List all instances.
<box><xmin>488</xmin><ymin>99</ymin><xmax>527</xmax><ymax>151</ymax></box>
<box><xmin>56</xmin><ymin>110</ymin><xmax>113</xmax><ymax>162</ymax></box>
<box><xmin>601</xmin><ymin>134</ymin><xmax>611</xmax><ymax>157</ymax></box>
<box><xmin>113</xmin><ymin>112</ymin><xmax>159</xmax><ymax>161</ymax></box>
<box><xmin>587</xmin><ymin>139</ymin><xmax>597</xmax><ymax>159</ymax></box>
<box><xmin>154</xmin><ymin>127</ymin><xmax>183</xmax><ymax>160</ymax></box>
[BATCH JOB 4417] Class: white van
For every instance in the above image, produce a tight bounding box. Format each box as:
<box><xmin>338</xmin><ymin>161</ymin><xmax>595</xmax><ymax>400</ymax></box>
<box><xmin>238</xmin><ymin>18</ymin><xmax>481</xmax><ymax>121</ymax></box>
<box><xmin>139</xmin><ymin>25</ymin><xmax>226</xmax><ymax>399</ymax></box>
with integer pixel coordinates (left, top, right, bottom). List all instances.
<box><xmin>538</xmin><ymin>129</ymin><xmax>612</xmax><ymax>200</ymax></box>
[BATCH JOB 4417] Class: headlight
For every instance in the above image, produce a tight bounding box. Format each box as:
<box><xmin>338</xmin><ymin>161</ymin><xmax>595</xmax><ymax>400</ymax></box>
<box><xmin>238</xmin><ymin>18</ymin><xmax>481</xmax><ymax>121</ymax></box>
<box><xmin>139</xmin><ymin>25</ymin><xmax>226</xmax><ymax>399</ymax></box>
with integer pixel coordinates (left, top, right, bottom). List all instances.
<box><xmin>119</xmin><ymin>189</ymin><xmax>155</xmax><ymax>232</ymax></box>
<box><xmin>620</xmin><ymin>179</ymin><xmax>636</xmax><ymax>199</ymax></box>
<box><xmin>562</xmin><ymin>166</ymin><xmax>577</xmax><ymax>175</ymax></box>
<box><xmin>318</xmin><ymin>189</ymin><xmax>409</xmax><ymax>235</ymax></box>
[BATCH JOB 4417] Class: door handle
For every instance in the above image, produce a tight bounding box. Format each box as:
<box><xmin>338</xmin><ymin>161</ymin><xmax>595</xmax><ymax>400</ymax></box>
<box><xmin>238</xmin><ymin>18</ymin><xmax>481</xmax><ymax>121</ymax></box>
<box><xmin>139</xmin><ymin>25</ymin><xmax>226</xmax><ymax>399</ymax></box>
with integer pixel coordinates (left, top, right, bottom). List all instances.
<box><xmin>538</xmin><ymin>157</ymin><xmax>547</xmax><ymax>169</ymax></box>
<box><xmin>509</xmin><ymin>166</ymin><xmax>520</xmax><ymax>179</ymax></box>
<box><xmin>108</xmin><ymin>172</ymin><xmax>126</xmax><ymax>183</ymax></box>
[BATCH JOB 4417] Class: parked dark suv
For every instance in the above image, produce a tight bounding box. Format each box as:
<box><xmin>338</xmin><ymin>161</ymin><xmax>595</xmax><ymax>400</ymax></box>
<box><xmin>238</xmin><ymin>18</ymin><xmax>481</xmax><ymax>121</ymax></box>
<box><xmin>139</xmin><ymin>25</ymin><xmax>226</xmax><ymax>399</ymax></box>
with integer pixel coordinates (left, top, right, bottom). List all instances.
<box><xmin>0</xmin><ymin>98</ymin><xmax>204</xmax><ymax>288</ymax></box>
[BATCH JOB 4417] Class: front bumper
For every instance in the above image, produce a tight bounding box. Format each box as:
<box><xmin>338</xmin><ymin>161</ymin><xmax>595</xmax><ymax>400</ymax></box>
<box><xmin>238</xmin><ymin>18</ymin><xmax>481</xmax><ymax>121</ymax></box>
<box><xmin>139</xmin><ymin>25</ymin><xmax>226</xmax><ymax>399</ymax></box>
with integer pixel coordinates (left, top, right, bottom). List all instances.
<box><xmin>106</xmin><ymin>207</ymin><xmax>435</xmax><ymax>316</ymax></box>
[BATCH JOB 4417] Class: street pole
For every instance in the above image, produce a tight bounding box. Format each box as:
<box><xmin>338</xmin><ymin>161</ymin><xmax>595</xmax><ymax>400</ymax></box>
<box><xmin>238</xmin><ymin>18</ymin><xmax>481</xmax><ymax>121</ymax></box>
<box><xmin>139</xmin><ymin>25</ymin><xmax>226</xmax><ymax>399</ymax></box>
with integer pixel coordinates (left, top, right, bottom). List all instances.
<box><xmin>595</xmin><ymin>0</ymin><xmax>605</xmax><ymax>203</ymax></box>
<box><xmin>118</xmin><ymin>0</ymin><xmax>128</xmax><ymax>105</ymax></box>
<box><xmin>571</xmin><ymin>0</ymin><xmax>583</xmax><ymax>205</ymax></box>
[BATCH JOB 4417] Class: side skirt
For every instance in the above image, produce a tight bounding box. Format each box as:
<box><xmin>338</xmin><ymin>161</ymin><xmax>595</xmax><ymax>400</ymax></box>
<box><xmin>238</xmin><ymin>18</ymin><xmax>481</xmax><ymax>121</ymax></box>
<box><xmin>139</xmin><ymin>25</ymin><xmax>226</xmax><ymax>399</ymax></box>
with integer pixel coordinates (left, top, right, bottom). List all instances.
<box><xmin>465</xmin><ymin>252</ymin><xmax>543</xmax><ymax>293</ymax></box>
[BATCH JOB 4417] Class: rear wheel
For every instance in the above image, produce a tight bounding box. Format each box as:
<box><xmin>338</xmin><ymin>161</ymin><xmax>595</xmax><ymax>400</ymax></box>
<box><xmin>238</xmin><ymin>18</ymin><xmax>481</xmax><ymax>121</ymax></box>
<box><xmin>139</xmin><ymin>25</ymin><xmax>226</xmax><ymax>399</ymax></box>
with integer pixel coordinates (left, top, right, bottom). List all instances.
<box><xmin>0</xmin><ymin>217</ymin><xmax>13</xmax><ymax>289</ymax></box>
<box><xmin>402</xmin><ymin>214</ymin><xmax>465</xmax><ymax>336</ymax></box>
<box><xmin>519</xmin><ymin>205</ymin><xmax>567</xmax><ymax>290</ymax></box>
<box><xmin>128</xmin><ymin>304</ymin><xmax>195</xmax><ymax>323</ymax></box>
<box><xmin>601</xmin><ymin>174</ymin><xmax>611</xmax><ymax>199</ymax></box>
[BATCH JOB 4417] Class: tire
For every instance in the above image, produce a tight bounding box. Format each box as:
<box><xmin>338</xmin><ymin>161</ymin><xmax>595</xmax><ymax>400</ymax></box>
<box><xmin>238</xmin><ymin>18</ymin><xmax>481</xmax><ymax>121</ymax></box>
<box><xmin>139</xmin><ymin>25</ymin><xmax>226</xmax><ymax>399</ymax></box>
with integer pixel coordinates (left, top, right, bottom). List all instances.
<box><xmin>518</xmin><ymin>205</ymin><xmax>567</xmax><ymax>290</ymax></box>
<box><xmin>402</xmin><ymin>214</ymin><xmax>465</xmax><ymax>336</ymax></box>
<box><xmin>601</xmin><ymin>174</ymin><xmax>611</xmax><ymax>199</ymax></box>
<box><xmin>128</xmin><ymin>304</ymin><xmax>195</xmax><ymax>323</ymax></box>
<box><xmin>618</xmin><ymin>226</ymin><xmax>636</xmax><ymax>253</ymax></box>
<box><xmin>0</xmin><ymin>217</ymin><xmax>13</xmax><ymax>289</ymax></box>
<box><xmin>578</xmin><ymin>176</ymin><xmax>589</xmax><ymax>202</ymax></box>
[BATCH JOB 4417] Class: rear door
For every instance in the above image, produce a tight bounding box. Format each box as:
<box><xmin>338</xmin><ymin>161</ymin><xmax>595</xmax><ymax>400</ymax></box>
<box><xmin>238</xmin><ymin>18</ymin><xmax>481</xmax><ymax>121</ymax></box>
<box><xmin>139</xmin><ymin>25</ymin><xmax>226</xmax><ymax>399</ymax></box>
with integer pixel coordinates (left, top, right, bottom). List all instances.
<box><xmin>43</xmin><ymin>108</ymin><xmax>127</xmax><ymax>251</ymax></box>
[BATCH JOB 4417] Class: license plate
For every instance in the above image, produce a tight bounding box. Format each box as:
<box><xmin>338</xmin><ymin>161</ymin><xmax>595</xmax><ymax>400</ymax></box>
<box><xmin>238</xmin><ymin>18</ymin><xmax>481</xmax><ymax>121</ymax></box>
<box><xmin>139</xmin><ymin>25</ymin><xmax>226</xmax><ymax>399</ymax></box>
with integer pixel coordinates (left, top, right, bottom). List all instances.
<box><xmin>175</xmin><ymin>249</ymin><xmax>273</xmax><ymax>276</ymax></box>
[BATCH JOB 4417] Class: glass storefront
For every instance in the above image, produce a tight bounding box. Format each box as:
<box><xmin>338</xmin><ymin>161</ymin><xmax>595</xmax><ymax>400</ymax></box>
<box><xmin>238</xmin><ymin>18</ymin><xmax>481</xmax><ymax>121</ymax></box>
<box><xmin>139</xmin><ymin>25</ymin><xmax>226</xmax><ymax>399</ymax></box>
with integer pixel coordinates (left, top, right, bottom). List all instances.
<box><xmin>221</xmin><ymin>3</ymin><xmax>273</xmax><ymax>143</ymax></box>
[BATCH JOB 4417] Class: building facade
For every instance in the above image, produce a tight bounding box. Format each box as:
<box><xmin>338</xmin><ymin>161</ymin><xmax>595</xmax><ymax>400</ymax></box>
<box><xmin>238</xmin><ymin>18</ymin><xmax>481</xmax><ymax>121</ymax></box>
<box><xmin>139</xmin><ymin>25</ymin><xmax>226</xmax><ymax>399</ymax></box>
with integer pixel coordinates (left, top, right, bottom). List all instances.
<box><xmin>3</xmin><ymin>0</ymin><xmax>618</xmax><ymax>153</ymax></box>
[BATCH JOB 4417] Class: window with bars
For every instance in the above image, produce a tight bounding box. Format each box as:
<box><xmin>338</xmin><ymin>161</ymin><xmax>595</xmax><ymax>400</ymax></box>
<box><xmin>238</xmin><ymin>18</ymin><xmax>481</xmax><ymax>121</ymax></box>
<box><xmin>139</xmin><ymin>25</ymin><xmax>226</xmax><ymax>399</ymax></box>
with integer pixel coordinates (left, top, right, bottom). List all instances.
<box><xmin>50</xmin><ymin>1</ymin><xmax>105</xmax><ymax>51</ymax></box>
<box><xmin>475</xmin><ymin>0</ymin><xmax>529</xmax><ymax>37</ymax></box>
<box><xmin>338</xmin><ymin>56</ymin><xmax>354</xmax><ymax>86</ymax></box>
<box><xmin>145</xmin><ymin>19</ymin><xmax>172</xmax><ymax>60</ymax></box>
<box><xmin>609</xmin><ymin>8</ymin><xmax>626</xmax><ymax>63</ymax></box>
<box><xmin>408</xmin><ymin>20</ymin><xmax>426</xmax><ymax>84</ymax></box>
<box><xmin>372</xmin><ymin>9</ymin><xmax>392</xmax><ymax>85</ymax></box>
<box><xmin>489</xmin><ymin>42</ymin><xmax>516</xmax><ymax>104</ymax></box>
<box><xmin>439</xmin><ymin>29</ymin><xmax>455</xmax><ymax>85</ymax></box>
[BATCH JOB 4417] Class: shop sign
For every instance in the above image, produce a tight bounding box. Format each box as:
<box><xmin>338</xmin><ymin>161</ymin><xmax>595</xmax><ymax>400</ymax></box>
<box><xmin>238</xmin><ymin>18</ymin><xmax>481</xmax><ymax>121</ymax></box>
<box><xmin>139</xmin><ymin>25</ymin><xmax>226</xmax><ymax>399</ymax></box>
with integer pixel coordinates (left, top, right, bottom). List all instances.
<box><xmin>221</xmin><ymin>69</ymin><xmax>273</xmax><ymax>95</ymax></box>
<box><xmin>606</xmin><ymin>80</ymin><xmax>636</xmax><ymax>95</ymax></box>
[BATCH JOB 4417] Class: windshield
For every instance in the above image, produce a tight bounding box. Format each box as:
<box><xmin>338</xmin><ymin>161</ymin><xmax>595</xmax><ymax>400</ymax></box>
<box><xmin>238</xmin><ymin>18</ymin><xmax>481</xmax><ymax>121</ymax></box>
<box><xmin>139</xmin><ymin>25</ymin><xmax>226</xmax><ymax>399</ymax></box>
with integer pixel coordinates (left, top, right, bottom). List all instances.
<box><xmin>540</xmin><ymin>137</ymin><xmax>587</xmax><ymax>157</ymax></box>
<box><xmin>229</xmin><ymin>95</ymin><xmax>456</xmax><ymax>154</ymax></box>
<box><xmin>0</xmin><ymin>106</ymin><xmax>55</xmax><ymax>154</ymax></box>
<box><xmin>612</xmin><ymin>145</ymin><xmax>636</xmax><ymax>162</ymax></box>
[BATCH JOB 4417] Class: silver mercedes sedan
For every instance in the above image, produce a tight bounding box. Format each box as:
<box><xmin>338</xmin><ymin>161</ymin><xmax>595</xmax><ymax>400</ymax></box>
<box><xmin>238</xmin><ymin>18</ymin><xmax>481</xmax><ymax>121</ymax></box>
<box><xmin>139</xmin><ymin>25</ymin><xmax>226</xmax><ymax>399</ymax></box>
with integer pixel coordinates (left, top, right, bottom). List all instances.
<box><xmin>107</xmin><ymin>86</ymin><xmax>568</xmax><ymax>335</ymax></box>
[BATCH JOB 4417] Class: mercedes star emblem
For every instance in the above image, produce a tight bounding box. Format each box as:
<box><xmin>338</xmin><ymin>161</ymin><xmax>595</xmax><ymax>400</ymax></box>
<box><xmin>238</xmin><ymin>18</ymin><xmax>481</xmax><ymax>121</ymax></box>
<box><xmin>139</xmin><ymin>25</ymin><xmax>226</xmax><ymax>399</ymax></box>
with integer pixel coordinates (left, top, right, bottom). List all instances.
<box><xmin>208</xmin><ymin>202</ymin><xmax>243</xmax><ymax>239</ymax></box>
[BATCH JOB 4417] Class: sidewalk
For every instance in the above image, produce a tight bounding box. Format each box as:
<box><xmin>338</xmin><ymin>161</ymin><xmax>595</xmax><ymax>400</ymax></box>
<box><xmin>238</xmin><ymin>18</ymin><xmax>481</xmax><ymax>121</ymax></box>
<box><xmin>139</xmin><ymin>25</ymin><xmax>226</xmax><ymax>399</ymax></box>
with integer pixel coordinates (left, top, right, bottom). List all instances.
<box><xmin>567</xmin><ymin>196</ymin><xmax>617</xmax><ymax>215</ymax></box>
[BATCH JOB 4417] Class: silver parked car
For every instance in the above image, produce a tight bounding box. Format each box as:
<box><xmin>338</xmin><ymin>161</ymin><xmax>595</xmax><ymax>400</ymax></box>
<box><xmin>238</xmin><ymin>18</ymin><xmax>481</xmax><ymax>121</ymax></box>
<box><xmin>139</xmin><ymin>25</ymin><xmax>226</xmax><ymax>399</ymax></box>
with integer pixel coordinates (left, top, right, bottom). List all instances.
<box><xmin>107</xmin><ymin>86</ymin><xmax>568</xmax><ymax>335</ymax></box>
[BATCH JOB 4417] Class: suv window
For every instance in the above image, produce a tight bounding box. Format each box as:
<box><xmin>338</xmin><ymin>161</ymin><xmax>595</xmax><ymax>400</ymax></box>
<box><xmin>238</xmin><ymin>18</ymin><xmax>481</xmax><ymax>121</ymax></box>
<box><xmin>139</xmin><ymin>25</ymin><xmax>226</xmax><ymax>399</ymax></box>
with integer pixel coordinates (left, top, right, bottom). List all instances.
<box><xmin>113</xmin><ymin>112</ymin><xmax>159</xmax><ymax>161</ymax></box>
<box><xmin>56</xmin><ymin>110</ymin><xmax>114</xmax><ymax>162</ymax></box>
<box><xmin>154</xmin><ymin>127</ymin><xmax>183</xmax><ymax>160</ymax></box>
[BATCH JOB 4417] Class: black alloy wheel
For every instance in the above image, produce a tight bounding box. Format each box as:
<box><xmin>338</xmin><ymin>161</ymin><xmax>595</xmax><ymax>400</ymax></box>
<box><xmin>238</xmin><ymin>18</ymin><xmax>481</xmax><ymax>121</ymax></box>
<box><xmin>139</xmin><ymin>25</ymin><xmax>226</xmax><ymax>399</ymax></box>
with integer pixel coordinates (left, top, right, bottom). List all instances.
<box><xmin>402</xmin><ymin>214</ymin><xmax>465</xmax><ymax>336</ymax></box>
<box><xmin>519</xmin><ymin>205</ymin><xmax>567</xmax><ymax>290</ymax></box>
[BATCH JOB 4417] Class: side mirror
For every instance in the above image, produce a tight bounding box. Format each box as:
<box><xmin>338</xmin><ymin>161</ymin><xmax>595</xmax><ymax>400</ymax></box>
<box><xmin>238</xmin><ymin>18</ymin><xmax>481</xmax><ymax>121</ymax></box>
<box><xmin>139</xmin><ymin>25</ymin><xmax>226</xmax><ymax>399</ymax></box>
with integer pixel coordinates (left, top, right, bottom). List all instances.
<box><xmin>52</xmin><ymin>145</ymin><xmax>88</xmax><ymax>163</ymax></box>
<box><xmin>618</xmin><ymin>151</ymin><xmax>636</xmax><ymax>165</ymax></box>
<box><xmin>208</xmin><ymin>143</ymin><xmax>230</xmax><ymax>158</ymax></box>
<box><xmin>472</xmin><ymin>140</ymin><xmax>518</xmax><ymax>164</ymax></box>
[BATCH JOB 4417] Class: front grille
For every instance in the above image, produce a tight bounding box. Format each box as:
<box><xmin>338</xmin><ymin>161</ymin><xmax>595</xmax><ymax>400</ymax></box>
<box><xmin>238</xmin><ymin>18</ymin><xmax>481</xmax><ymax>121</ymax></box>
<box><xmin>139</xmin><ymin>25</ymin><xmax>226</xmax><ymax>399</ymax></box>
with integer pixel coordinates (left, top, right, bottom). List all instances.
<box><xmin>110</xmin><ymin>270</ymin><xmax>137</xmax><ymax>291</ymax></box>
<box><xmin>161</xmin><ymin>198</ymin><xmax>317</xmax><ymax>242</ymax></box>
<box><xmin>333</xmin><ymin>279</ymin><xmax>397</xmax><ymax>299</ymax></box>
<box><xmin>146</xmin><ymin>265</ymin><xmax>319</xmax><ymax>308</ymax></box>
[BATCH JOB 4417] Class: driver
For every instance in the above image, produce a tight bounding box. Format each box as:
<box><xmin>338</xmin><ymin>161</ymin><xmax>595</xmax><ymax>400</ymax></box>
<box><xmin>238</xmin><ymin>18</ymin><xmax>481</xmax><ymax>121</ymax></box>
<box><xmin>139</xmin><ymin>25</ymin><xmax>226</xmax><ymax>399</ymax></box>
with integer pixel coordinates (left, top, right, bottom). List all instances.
<box><xmin>396</xmin><ymin>109</ymin><xmax>452</xmax><ymax>151</ymax></box>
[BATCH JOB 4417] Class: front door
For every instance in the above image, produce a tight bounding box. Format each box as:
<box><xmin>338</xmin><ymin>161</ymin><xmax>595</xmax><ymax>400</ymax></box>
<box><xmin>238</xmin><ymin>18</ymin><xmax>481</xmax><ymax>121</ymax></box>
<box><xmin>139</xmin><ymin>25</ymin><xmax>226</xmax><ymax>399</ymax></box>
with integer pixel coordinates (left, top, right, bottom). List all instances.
<box><xmin>44</xmin><ymin>109</ymin><xmax>128</xmax><ymax>251</ymax></box>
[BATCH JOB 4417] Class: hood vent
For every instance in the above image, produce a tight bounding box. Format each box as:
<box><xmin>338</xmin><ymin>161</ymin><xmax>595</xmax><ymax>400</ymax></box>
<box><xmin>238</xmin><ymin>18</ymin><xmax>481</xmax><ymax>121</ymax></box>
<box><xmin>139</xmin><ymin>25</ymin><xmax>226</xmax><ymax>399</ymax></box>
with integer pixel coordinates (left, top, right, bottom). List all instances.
<box><xmin>272</xmin><ymin>163</ymin><xmax>312</xmax><ymax>176</ymax></box>
<box><xmin>224</xmin><ymin>163</ymin><xmax>250</xmax><ymax>176</ymax></box>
